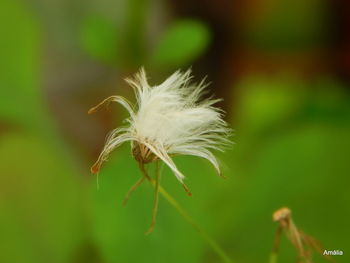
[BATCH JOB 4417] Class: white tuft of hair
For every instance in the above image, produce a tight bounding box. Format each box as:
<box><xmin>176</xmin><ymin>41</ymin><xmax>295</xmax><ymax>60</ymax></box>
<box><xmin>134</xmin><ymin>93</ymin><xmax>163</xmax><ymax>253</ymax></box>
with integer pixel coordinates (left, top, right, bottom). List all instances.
<box><xmin>91</xmin><ymin>68</ymin><xmax>232</xmax><ymax>183</ymax></box>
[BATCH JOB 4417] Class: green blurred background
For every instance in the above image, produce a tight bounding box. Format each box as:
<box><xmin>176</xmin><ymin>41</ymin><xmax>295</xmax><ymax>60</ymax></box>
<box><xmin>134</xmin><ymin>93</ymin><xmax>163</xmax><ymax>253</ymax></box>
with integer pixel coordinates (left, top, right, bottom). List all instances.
<box><xmin>1</xmin><ymin>0</ymin><xmax>349</xmax><ymax>262</ymax></box>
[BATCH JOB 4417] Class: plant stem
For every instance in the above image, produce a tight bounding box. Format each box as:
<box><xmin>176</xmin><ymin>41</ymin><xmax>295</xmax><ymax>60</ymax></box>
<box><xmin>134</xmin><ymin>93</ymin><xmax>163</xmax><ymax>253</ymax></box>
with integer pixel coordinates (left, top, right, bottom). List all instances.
<box><xmin>268</xmin><ymin>253</ymin><xmax>278</xmax><ymax>263</ymax></box>
<box><xmin>269</xmin><ymin>225</ymin><xmax>282</xmax><ymax>263</ymax></box>
<box><xmin>139</xmin><ymin>162</ymin><xmax>234</xmax><ymax>263</ymax></box>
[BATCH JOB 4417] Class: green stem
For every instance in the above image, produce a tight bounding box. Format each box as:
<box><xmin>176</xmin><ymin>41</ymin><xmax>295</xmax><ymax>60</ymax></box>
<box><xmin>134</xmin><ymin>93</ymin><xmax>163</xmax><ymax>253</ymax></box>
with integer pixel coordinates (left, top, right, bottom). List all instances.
<box><xmin>268</xmin><ymin>253</ymin><xmax>278</xmax><ymax>263</ymax></box>
<box><xmin>140</xmin><ymin>163</ymin><xmax>234</xmax><ymax>263</ymax></box>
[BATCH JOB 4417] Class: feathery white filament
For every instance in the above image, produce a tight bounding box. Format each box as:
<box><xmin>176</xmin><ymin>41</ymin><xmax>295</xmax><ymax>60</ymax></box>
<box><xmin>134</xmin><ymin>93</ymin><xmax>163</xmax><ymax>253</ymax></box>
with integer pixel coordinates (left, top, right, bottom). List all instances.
<box><xmin>91</xmin><ymin>68</ymin><xmax>231</xmax><ymax>184</ymax></box>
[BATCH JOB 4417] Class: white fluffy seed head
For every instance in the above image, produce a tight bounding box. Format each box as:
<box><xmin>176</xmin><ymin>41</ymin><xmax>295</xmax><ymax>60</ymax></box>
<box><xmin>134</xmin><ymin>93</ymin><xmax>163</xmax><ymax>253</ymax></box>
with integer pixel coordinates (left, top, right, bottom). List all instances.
<box><xmin>90</xmin><ymin>68</ymin><xmax>232</xmax><ymax>183</ymax></box>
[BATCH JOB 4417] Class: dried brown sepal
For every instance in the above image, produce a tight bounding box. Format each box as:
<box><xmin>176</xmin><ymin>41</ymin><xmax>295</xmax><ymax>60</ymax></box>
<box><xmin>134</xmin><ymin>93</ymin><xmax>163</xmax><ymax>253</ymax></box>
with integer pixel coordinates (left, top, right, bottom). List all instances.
<box><xmin>132</xmin><ymin>142</ymin><xmax>158</xmax><ymax>164</ymax></box>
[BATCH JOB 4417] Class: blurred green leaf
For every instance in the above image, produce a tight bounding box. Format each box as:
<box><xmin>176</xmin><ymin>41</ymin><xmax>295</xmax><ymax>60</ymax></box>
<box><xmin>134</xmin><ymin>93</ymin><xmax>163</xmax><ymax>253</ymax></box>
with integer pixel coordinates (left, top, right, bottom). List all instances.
<box><xmin>0</xmin><ymin>0</ymin><xmax>43</xmax><ymax>128</ymax></box>
<box><xmin>80</xmin><ymin>15</ymin><xmax>120</xmax><ymax>63</ymax></box>
<box><xmin>0</xmin><ymin>133</ymin><xmax>84</xmax><ymax>263</ymax></box>
<box><xmin>150</xmin><ymin>19</ymin><xmax>211</xmax><ymax>68</ymax></box>
<box><xmin>235</xmin><ymin>75</ymin><xmax>305</xmax><ymax>136</ymax></box>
